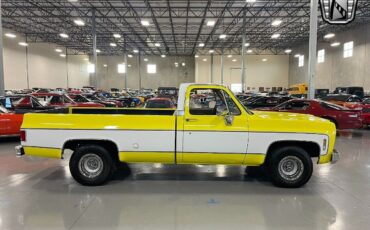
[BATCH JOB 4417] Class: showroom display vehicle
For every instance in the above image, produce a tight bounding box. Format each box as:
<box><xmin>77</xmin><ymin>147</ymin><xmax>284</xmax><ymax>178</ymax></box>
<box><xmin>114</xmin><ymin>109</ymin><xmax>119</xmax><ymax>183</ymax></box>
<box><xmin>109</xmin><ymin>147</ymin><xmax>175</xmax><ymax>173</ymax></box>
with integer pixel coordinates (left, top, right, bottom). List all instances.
<box><xmin>0</xmin><ymin>106</ymin><xmax>23</xmax><ymax>136</ymax></box>
<box><xmin>32</xmin><ymin>93</ymin><xmax>104</xmax><ymax>108</ymax></box>
<box><xmin>16</xmin><ymin>84</ymin><xmax>339</xmax><ymax>188</ymax></box>
<box><xmin>258</xmin><ymin>99</ymin><xmax>363</xmax><ymax>130</ymax></box>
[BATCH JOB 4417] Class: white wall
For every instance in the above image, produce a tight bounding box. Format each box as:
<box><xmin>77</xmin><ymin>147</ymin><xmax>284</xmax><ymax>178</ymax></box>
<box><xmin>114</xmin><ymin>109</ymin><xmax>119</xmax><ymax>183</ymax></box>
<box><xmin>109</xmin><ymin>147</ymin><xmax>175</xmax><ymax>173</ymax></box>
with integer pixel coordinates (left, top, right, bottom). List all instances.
<box><xmin>3</xmin><ymin>33</ymin><xmax>90</xmax><ymax>89</ymax></box>
<box><xmin>289</xmin><ymin>23</ymin><xmax>370</xmax><ymax>91</ymax></box>
<box><xmin>95</xmin><ymin>55</ymin><xmax>195</xmax><ymax>90</ymax></box>
<box><xmin>195</xmin><ymin>54</ymin><xmax>289</xmax><ymax>92</ymax></box>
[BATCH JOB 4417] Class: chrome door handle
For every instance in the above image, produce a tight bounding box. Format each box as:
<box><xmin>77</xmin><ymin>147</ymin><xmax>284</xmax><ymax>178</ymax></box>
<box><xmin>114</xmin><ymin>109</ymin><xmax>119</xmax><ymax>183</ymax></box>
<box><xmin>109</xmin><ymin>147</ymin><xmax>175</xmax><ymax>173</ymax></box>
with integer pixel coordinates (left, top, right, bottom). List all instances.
<box><xmin>186</xmin><ymin>118</ymin><xmax>198</xmax><ymax>122</ymax></box>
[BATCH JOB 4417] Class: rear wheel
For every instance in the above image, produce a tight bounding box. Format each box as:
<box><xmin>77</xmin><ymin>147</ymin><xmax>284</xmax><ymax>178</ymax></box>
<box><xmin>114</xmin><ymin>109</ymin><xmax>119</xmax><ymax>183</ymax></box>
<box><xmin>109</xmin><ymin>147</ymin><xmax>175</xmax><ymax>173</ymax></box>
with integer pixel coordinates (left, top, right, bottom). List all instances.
<box><xmin>268</xmin><ymin>146</ymin><xmax>313</xmax><ymax>188</ymax></box>
<box><xmin>69</xmin><ymin>145</ymin><xmax>114</xmax><ymax>186</ymax></box>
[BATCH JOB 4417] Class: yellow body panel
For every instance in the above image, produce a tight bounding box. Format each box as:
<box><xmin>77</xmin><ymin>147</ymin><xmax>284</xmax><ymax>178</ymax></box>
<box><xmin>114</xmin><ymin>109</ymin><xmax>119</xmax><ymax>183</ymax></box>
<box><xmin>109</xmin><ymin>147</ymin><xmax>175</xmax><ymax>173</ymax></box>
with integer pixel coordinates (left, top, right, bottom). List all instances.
<box><xmin>119</xmin><ymin>152</ymin><xmax>174</xmax><ymax>163</ymax></box>
<box><xmin>24</xmin><ymin>147</ymin><xmax>62</xmax><ymax>159</ymax></box>
<box><xmin>180</xmin><ymin>153</ymin><xmax>265</xmax><ymax>165</ymax></box>
<box><xmin>288</xmin><ymin>83</ymin><xmax>308</xmax><ymax>95</ymax></box>
<box><xmin>22</xmin><ymin>112</ymin><xmax>176</xmax><ymax>130</ymax></box>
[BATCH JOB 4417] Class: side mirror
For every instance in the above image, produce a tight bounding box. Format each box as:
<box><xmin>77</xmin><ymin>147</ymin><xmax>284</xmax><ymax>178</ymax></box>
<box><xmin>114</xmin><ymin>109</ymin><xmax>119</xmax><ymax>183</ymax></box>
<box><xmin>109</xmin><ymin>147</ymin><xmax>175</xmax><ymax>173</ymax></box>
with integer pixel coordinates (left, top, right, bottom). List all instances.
<box><xmin>216</xmin><ymin>106</ymin><xmax>228</xmax><ymax>116</ymax></box>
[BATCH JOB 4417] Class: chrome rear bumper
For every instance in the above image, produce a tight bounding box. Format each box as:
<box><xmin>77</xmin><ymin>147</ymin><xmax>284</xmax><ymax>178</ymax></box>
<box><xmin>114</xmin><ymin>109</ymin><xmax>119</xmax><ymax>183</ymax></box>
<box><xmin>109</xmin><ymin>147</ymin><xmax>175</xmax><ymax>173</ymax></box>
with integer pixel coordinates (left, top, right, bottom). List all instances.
<box><xmin>331</xmin><ymin>149</ymin><xmax>340</xmax><ymax>164</ymax></box>
<box><xmin>15</xmin><ymin>145</ymin><xmax>24</xmax><ymax>157</ymax></box>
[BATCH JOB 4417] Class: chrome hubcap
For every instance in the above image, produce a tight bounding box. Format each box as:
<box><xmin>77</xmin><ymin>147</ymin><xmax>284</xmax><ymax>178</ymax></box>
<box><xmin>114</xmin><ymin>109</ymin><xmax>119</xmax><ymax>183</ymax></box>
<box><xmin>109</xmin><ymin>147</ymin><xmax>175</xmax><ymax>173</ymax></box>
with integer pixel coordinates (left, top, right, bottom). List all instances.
<box><xmin>278</xmin><ymin>156</ymin><xmax>304</xmax><ymax>181</ymax></box>
<box><xmin>78</xmin><ymin>153</ymin><xmax>104</xmax><ymax>179</ymax></box>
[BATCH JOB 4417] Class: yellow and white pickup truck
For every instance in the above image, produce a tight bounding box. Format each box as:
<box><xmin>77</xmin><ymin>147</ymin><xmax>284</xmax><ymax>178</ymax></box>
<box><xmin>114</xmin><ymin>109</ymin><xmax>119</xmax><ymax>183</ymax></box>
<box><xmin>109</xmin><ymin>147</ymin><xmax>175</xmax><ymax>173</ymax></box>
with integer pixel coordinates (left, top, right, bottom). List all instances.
<box><xmin>16</xmin><ymin>84</ymin><xmax>339</xmax><ymax>187</ymax></box>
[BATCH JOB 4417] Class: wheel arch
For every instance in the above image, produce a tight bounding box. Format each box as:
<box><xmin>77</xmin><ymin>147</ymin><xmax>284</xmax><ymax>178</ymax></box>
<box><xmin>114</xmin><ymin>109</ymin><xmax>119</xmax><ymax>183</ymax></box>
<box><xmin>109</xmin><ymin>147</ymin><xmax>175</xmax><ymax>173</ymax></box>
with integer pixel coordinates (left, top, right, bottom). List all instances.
<box><xmin>264</xmin><ymin>140</ymin><xmax>321</xmax><ymax>164</ymax></box>
<box><xmin>62</xmin><ymin>139</ymin><xmax>120</xmax><ymax>163</ymax></box>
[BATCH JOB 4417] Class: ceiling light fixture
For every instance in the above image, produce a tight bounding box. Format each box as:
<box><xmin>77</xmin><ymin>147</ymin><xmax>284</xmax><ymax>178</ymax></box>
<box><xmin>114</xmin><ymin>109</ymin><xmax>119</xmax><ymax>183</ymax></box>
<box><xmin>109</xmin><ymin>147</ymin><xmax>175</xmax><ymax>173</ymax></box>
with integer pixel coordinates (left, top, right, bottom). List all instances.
<box><xmin>199</xmin><ymin>43</ymin><xmax>205</xmax><ymax>47</ymax></box>
<box><xmin>60</xmin><ymin>54</ymin><xmax>66</xmax><ymax>57</ymax></box>
<box><xmin>271</xmin><ymin>33</ymin><xmax>281</xmax><ymax>39</ymax></box>
<box><xmin>74</xmin><ymin>19</ymin><xmax>85</xmax><ymax>26</ymax></box>
<box><xmin>154</xmin><ymin>43</ymin><xmax>160</xmax><ymax>47</ymax></box>
<box><xmin>96</xmin><ymin>49</ymin><xmax>101</xmax><ymax>53</ymax></box>
<box><xmin>5</xmin><ymin>33</ymin><xmax>16</xmax><ymax>38</ymax></box>
<box><xmin>232</xmin><ymin>59</ymin><xmax>237</xmax><ymax>62</ymax></box>
<box><xmin>324</xmin><ymin>33</ymin><xmax>335</xmax><ymax>39</ymax></box>
<box><xmin>113</xmin><ymin>34</ymin><xmax>121</xmax><ymax>38</ymax></box>
<box><xmin>203</xmin><ymin>58</ymin><xmax>207</xmax><ymax>62</ymax></box>
<box><xmin>284</xmin><ymin>49</ymin><xmax>292</xmax><ymax>54</ymax></box>
<box><xmin>294</xmin><ymin>54</ymin><xmax>300</xmax><ymax>58</ymax></box>
<box><xmin>195</xmin><ymin>55</ymin><xmax>199</xmax><ymax>58</ymax></box>
<box><xmin>161</xmin><ymin>54</ymin><xmax>166</xmax><ymax>58</ymax></box>
<box><xmin>144</xmin><ymin>58</ymin><xmax>148</xmax><ymax>61</ymax></box>
<box><xmin>110</xmin><ymin>43</ymin><xmax>117</xmax><ymax>47</ymax></box>
<box><xmin>246</xmin><ymin>0</ymin><xmax>256</xmax><ymax>2</ymax></box>
<box><xmin>133</xmin><ymin>49</ymin><xmax>139</xmax><ymax>53</ymax></box>
<box><xmin>207</xmin><ymin>20</ymin><xmax>215</xmax><ymax>27</ymax></box>
<box><xmin>141</xmin><ymin>20</ymin><xmax>150</xmax><ymax>26</ymax></box>
<box><xmin>331</xmin><ymin>42</ymin><xmax>340</xmax><ymax>47</ymax></box>
<box><xmin>244</xmin><ymin>43</ymin><xmax>250</xmax><ymax>47</ymax></box>
<box><xmin>18</xmin><ymin>42</ymin><xmax>28</xmax><ymax>47</ymax></box>
<box><xmin>128</xmin><ymin>54</ymin><xmax>133</xmax><ymax>58</ymax></box>
<box><xmin>219</xmin><ymin>34</ymin><xmax>227</xmax><ymax>39</ymax></box>
<box><xmin>209</xmin><ymin>50</ymin><xmax>215</xmax><ymax>53</ymax></box>
<box><xmin>262</xmin><ymin>58</ymin><xmax>268</xmax><ymax>62</ymax></box>
<box><xmin>227</xmin><ymin>55</ymin><xmax>232</xmax><ymax>58</ymax></box>
<box><xmin>59</xmin><ymin>33</ymin><xmax>69</xmax><ymax>38</ymax></box>
<box><xmin>247</xmin><ymin>49</ymin><xmax>253</xmax><ymax>53</ymax></box>
<box><xmin>55</xmin><ymin>48</ymin><xmax>63</xmax><ymax>53</ymax></box>
<box><xmin>271</xmin><ymin>19</ymin><xmax>283</xmax><ymax>26</ymax></box>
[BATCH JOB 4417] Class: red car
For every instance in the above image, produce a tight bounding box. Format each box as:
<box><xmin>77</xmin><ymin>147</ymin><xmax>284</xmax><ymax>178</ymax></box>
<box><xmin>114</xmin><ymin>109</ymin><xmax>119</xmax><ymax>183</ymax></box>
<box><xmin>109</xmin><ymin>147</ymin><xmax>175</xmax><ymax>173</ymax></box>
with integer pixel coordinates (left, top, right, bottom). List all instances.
<box><xmin>32</xmin><ymin>93</ymin><xmax>104</xmax><ymax>108</ymax></box>
<box><xmin>144</xmin><ymin>97</ymin><xmax>176</xmax><ymax>109</ymax></box>
<box><xmin>362</xmin><ymin>98</ymin><xmax>370</xmax><ymax>126</ymax></box>
<box><xmin>258</xmin><ymin>99</ymin><xmax>363</xmax><ymax>130</ymax></box>
<box><xmin>0</xmin><ymin>106</ymin><xmax>23</xmax><ymax>136</ymax></box>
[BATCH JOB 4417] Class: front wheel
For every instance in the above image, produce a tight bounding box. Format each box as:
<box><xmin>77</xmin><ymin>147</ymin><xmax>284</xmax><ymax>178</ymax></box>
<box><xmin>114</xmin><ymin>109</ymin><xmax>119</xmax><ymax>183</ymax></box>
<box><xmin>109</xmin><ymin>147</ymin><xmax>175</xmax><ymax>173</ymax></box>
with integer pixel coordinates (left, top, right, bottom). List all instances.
<box><xmin>69</xmin><ymin>145</ymin><xmax>114</xmax><ymax>186</ymax></box>
<box><xmin>268</xmin><ymin>146</ymin><xmax>313</xmax><ymax>188</ymax></box>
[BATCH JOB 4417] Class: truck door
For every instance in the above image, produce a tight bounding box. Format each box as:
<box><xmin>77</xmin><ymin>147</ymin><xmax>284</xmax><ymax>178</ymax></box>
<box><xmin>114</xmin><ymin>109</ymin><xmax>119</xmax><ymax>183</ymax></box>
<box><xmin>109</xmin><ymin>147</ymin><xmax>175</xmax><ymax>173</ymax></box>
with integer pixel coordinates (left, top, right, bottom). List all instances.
<box><xmin>180</xmin><ymin>87</ymin><xmax>249</xmax><ymax>165</ymax></box>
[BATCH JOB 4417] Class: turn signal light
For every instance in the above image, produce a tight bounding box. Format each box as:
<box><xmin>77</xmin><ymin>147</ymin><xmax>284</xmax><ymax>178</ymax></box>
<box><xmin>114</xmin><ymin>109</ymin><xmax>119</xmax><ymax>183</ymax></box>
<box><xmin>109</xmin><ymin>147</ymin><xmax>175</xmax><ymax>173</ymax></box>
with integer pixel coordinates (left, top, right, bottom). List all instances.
<box><xmin>20</xmin><ymin>130</ymin><xmax>26</xmax><ymax>142</ymax></box>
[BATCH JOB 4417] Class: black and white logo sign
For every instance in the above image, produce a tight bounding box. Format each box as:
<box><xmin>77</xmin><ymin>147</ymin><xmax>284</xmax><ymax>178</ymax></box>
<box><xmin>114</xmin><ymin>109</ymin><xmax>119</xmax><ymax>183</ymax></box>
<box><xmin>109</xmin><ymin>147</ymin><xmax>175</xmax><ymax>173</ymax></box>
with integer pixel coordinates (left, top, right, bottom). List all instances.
<box><xmin>320</xmin><ymin>0</ymin><xmax>358</xmax><ymax>24</ymax></box>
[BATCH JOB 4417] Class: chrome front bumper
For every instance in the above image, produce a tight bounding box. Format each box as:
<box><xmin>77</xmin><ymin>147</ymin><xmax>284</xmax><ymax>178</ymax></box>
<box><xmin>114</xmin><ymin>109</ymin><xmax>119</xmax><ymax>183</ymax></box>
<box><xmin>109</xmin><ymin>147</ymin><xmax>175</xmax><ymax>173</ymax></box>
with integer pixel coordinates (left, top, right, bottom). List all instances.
<box><xmin>15</xmin><ymin>145</ymin><xmax>24</xmax><ymax>157</ymax></box>
<box><xmin>331</xmin><ymin>149</ymin><xmax>340</xmax><ymax>164</ymax></box>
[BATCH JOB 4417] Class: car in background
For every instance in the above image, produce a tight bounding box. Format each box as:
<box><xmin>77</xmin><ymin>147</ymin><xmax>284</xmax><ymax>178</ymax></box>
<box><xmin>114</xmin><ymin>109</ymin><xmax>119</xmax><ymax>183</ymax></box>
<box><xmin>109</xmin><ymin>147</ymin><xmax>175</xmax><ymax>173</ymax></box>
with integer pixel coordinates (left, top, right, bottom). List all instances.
<box><xmin>333</xmin><ymin>87</ymin><xmax>364</xmax><ymax>98</ymax></box>
<box><xmin>68</xmin><ymin>94</ymin><xmax>116</xmax><ymax>107</ymax></box>
<box><xmin>362</xmin><ymin>98</ymin><xmax>370</xmax><ymax>126</ymax></box>
<box><xmin>259</xmin><ymin>99</ymin><xmax>363</xmax><ymax>130</ymax></box>
<box><xmin>144</xmin><ymin>98</ymin><xmax>176</xmax><ymax>109</ymax></box>
<box><xmin>82</xmin><ymin>94</ymin><xmax>122</xmax><ymax>107</ymax></box>
<box><xmin>0</xmin><ymin>106</ymin><xmax>23</xmax><ymax>137</ymax></box>
<box><xmin>315</xmin><ymin>89</ymin><xmax>330</xmax><ymax>99</ymax></box>
<box><xmin>243</xmin><ymin>96</ymin><xmax>291</xmax><ymax>109</ymax></box>
<box><xmin>32</xmin><ymin>93</ymin><xmax>104</xmax><ymax>108</ymax></box>
<box><xmin>0</xmin><ymin>95</ymin><xmax>52</xmax><ymax>111</ymax></box>
<box><xmin>322</xmin><ymin>94</ymin><xmax>363</xmax><ymax>109</ymax></box>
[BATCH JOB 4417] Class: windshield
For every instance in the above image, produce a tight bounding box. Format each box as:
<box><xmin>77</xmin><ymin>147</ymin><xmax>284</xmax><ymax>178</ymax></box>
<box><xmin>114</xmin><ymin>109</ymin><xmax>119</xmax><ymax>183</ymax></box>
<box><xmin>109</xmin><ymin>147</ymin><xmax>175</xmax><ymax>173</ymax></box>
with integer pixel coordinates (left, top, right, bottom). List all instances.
<box><xmin>145</xmin><ymin>100</ymin><xmax>172</xmax><ymax>108</ymax></box>
<box><xmin>319</xmin><ymin>101</ymin><xmax>348</xmax><ymax>110</ymax></box>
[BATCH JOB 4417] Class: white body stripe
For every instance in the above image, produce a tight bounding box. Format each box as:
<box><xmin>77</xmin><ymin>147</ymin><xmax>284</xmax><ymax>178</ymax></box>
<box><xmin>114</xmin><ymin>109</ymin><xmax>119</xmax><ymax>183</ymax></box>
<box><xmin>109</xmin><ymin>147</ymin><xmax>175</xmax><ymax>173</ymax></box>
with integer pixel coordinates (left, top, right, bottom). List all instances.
<box><xmin>23</xmin><ymin>129</ymin><xmax>327</xmax><ymax>156</ymax></box>
<box><xmin>248</xmin><ymin>132</ymin><xmax>328</xmax><ymax>156</ymax></box>
<box><xmin>24</xmin><ymin>129</ymin><xmax>175</xmax><ymax>152</ymax></box>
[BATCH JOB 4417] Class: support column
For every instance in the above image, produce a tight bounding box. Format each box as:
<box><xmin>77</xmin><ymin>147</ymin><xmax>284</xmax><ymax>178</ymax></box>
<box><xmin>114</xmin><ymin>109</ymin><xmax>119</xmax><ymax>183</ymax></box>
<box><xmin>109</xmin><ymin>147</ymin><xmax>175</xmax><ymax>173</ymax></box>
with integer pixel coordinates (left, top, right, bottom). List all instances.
<box><xmin>221</xmin><ymin>48</ymin><xmax>224</xmax><ymax>85</ymax></box>
<box><xmin>210</xmin><ymin>53</ymin><xmax>214</xmax><ymax>83</ymax></box>
<box><xmin>241</xmin><ymin>8</ymin><xmax>246</xmax><ymax>93</ymax></box>
<box><xmin>124</xmin><ymin>39</ymin><xmax>128</xmax><ymax>91</ymax></box>
<box><xmin>307</xmin><ymin>0</ymin><xmax>318</xmax><ymax>99</ymax></box>
<box><xmin>26</xmin><ymin>45</ymin><xmax>30</xmax><ymax>89</ymax></box>
<box><xmin>138</xmin><ymin>52</ymin><xmax>142</xmax><ymax>89</ymax></box>
<box><xmin>65</xmin><ymin>47</ymin><xmax>69</xmax><ymax>88</ymax></box>
<box><xmin>0</xmin><ymin>0</ymin><xmax>5</xmax><ymax>96</ymax></box>
<box><xmin>92</xmin><ymin>9</ymin><xmax>98</xmax><ymax>88</ymax></box>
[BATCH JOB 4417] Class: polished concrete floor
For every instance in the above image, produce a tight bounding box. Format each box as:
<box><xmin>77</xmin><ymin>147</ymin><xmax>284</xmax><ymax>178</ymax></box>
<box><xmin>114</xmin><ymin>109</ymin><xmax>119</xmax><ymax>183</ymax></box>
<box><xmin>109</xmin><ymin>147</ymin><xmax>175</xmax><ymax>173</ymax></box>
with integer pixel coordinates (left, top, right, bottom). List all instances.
<box><xmin>1</xmin><ymin>130</ymin><xmax>370</xmax><ymax>230</ymax></box>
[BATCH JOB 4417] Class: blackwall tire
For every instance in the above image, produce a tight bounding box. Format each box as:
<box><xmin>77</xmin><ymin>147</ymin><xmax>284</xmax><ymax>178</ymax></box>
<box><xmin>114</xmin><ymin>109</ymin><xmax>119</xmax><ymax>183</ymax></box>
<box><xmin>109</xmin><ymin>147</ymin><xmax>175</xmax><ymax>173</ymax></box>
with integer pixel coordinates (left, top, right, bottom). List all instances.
<box><xmin>269</xmin><ymin>146</ymin><xmax>313</xmax><ymax>188</ymax></box>
<box><xmin>69</xmin><ymin>145</ymin><xmax>113</xmax><ymax>186</ymax></box>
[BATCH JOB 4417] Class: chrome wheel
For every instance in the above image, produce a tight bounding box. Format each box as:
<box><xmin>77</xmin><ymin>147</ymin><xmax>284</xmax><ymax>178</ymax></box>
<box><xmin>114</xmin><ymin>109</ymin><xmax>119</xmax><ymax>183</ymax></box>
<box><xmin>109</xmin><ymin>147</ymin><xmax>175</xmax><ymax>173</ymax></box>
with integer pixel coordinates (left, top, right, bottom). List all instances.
<box><xmin>78</xmin><ymin>153</ymin><xmax>104</xmax><ymax>179</ymax></box>
<box><xmin>278</xmin><ymin>156</ymin><xmax>304</xmax><ymax>181</ymax></box>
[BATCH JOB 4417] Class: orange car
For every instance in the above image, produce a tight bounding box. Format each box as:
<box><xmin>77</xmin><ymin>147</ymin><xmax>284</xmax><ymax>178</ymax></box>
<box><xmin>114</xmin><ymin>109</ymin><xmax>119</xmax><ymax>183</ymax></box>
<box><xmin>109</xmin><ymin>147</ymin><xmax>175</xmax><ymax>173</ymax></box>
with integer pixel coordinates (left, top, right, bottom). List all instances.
<box><xmin>0</xmin><ymin>106</ymin><xmax>23</xmax><ymax>136</ymax></box>
<box><xmin>322</xmin><ymin>94</ymin><xmax>363</xmax><ymax>110</ymax></box>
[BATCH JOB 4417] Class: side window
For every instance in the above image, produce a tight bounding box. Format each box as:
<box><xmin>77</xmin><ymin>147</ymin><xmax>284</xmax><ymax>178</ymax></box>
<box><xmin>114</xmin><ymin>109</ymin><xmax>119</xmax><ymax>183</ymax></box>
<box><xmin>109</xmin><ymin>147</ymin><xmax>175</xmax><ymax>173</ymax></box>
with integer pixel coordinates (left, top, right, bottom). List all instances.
<box><xmin>284</xmin><ymin>101</ymin><xmax>310</xmax><ymax>110</ymax></box>
<box><xmin>189</xmin><ymin>89</ymin><xmax>225</xmax><ymax>115</ymax></box>
<box><xmin>189</xmin><ymin>89</ymin><xmax>240</xmax><ymax>115</ymax></box>
<box><xmin>348</xmin><ymin>96</ymin><xmax>361</xmax><ymax>102</ymax></box>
